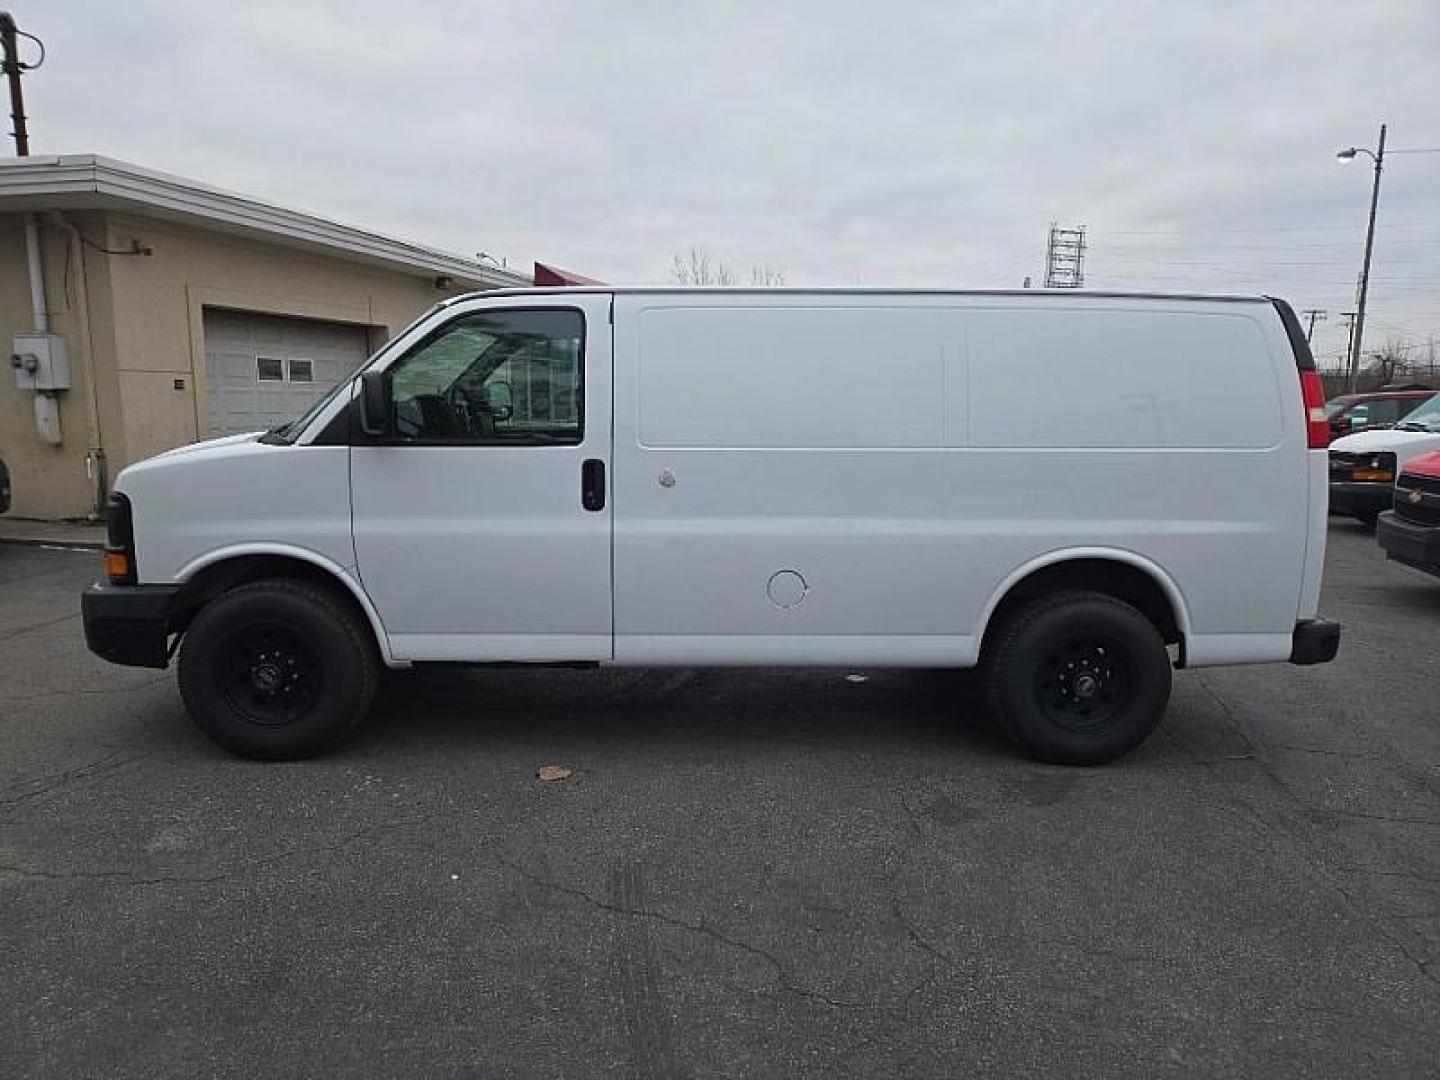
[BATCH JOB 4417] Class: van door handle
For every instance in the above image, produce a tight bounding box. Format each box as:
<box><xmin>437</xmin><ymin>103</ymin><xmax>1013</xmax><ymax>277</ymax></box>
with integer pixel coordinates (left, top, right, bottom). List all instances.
<box><xmin>581</xmin><ymin>459</ymin><xmax>606</xmax><ymax>511</ymax></box>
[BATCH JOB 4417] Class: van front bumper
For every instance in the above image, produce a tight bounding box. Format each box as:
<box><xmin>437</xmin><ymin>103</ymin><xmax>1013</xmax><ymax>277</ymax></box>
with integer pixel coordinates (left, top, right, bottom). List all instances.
<box><xmin>82</xmin><ymin>582</ymin><xmax>180</xmax><ymax>668</ymax></box>
<box><xmin>1376</xmin><ymin>511</ymin><xmax>1440</xmax><ymax>578</ymax></box>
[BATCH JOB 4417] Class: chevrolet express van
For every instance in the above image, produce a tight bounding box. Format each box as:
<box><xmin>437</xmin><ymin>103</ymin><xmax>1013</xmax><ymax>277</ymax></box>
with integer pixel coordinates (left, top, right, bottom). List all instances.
<box><xmin>82</xmin><ymin>289</ymin><xmax>1339</xmax><ymax>765</ymax></box>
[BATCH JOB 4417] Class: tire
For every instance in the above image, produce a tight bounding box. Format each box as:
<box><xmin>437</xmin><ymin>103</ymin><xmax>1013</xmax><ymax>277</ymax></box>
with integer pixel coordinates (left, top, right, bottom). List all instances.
<box><xmin>982</xmin><ymin>590</ymin><xmax>1171</xmax><ymax>766</ymax></box>
<box><xmin>178</xmin><ymin>578</ymin><xmax>379</xmax><ymax>760</ymax></box>
<box><xmin>1356</xmin><ymin>510</ymin><xmax>1380</xmax><ymax>530</ymax></box>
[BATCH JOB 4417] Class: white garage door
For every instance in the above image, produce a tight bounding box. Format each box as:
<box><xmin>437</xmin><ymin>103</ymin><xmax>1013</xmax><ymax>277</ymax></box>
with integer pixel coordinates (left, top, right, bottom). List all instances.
<box><xmin>204</xmin><ymin>309</ymin><xmax>372</xmax><ymax>437</ymax></box>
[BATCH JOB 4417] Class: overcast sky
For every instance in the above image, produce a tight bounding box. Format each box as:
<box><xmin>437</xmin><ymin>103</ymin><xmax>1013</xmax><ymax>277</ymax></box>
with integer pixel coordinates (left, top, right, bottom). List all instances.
<box><xmin>27</xmin><ymin>0</ymin><xmax>1440</xmax><ymax>370</ymax></box>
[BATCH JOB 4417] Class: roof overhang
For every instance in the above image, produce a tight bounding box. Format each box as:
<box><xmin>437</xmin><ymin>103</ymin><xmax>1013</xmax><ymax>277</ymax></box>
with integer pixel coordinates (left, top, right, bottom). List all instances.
<box><xmin>0</xmin><ymin>154</ymin><xmax>532</xmax><ymax>289</ymax></box>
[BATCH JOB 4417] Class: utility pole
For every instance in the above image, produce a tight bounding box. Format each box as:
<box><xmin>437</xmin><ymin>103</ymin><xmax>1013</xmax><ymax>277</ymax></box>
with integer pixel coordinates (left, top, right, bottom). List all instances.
<box><xmin>1301</xmin><ymin>308</ymin><xmax>1327</xmax><ymax>344</ymax></box>
<box><xmin>1340</xmin><ymin>311</ymin><xmax>1357</xmax><ymax>384</ymax></box>
<box><xmin>0</xmin><ymin>12</ymin><xmax>33</xmax><ymax>156</ymax></box>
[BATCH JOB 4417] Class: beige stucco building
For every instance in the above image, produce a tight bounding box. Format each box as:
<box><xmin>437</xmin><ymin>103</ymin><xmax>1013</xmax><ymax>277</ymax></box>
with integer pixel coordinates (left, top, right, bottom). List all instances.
<box><xmin>0</xmin><ymin>155</ymin><xmax>529</xmax><ymax>519</ymax></box>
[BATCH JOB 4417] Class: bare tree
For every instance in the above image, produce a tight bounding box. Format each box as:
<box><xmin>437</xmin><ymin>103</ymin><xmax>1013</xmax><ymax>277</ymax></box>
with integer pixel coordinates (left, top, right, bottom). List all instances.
<box><xmin>671</xmin><ymin>246</ymin><xmax>786</xmax><ymax>287</ymax></box>
<box><xmin>1363</xmin><ymin>337</ymin><xmax>1412</xmax><ymax>388</ymax></box>
<box><xmin>671</xmin><ymin>247</ymin><xmax>735</xmax><ymax>286</ymax></box>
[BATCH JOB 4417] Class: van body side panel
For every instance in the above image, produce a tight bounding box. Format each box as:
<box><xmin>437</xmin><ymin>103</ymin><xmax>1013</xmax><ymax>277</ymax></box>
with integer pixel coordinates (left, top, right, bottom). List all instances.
<box><xmin>348</xmin><ymin>294</ymin><xmax>615</xmax><ymax>663</ymax></box>
<box><xmin>613</xmin><ymin>296</ymin><xmax>977</xmax><ymax>664</ymax></box>
<box><xmin>124</xmin><ymin>440</ymin><xmax>355</xmax><ymax>586</ymax></box>
<box><xmin>611</xmin><ymin>293</ymin><xmax>1306</xmax><ymax>668</ymax></box>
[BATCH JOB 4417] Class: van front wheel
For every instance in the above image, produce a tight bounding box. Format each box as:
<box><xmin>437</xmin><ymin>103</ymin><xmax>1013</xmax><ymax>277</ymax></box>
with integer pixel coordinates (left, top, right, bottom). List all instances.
<box><xmin>178</xmin><ymin>578</ymin><xmax>379</xmax><ymax>760</ymax></box>
<box><xmin>982</xmin><ymin>591</ymin><xmax>1171</xmax><ymax>766</ymax></box>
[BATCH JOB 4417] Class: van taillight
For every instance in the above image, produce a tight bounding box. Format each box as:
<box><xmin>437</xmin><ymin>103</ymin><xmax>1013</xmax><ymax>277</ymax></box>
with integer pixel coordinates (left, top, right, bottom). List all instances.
<box><xmin>1269</xmin><ymin>298</ymin><xmax>1330</xmax><ymax>449</ymax></box>
<box><xmin>1300</xmin><ymin>369</ymin><xmax>1329</xmax><ymax>449</ymax></box>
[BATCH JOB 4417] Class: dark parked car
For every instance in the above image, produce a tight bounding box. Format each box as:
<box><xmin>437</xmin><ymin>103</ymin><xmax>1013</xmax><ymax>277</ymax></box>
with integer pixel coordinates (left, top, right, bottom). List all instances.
<box><xmin>1324</xmin><ymin>385</ymin><xmax>1434</xmax><ymax>443</ymax></box>
<box><xmin>0</xmin><ymin>455</ymin><xmax>9</xmax><ymax>514</ymax></box>
<box><xmin>1377</xmin><ymin>449</ymin><xmax>1440</xmax><ymax>578</ymax></box>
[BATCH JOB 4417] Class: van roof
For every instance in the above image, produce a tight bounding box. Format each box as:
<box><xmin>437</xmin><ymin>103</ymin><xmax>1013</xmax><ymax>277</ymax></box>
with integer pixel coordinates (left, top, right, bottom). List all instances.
<box><xmin>447</xmin><ymin>286</ymin><xmax>1273</xmax><ymax>305</ymax></box>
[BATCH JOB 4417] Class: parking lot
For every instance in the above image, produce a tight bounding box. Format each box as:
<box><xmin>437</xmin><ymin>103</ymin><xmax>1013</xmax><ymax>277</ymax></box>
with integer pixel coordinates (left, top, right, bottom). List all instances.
<box><xmin>1</xmin><ymin>522</ymin><xmax>1437</xmax><ymax>1078</ymax></box>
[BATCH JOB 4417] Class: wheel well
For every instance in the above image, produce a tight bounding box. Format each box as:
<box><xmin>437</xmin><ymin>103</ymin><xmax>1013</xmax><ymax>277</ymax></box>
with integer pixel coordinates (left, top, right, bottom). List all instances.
<box><xmin>171</xmin><ymin>555</ymin><xmax>375</xmax><ymax>642</ymax></box>
<box><xmin>982</xmin><ymin>558</ymin><xmax>1182</xmax><ymax>653</ymax></box>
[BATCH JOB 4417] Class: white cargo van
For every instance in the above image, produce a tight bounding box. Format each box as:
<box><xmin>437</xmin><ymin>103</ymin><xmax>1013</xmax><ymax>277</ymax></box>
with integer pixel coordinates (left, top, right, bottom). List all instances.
<box><xmin>83</xmin><ymin>289</ymin><xmax>1339</xmax><ymax>764</ymax></box>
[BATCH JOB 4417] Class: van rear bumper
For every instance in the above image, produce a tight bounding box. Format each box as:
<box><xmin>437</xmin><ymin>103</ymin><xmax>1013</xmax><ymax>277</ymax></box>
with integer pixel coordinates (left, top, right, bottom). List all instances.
<box><xmin>82</xmin><ymin>582</ymin><xmax>180</xmax><ymax>668</ymax></box>
<box><xmin>1289</xmin><ymin>618</ymin><xmax>1340</xmax><ymax>665</ymax></box>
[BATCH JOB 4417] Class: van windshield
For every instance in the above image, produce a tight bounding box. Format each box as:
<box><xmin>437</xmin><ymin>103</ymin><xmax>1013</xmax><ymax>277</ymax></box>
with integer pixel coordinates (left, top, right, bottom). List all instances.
<box><xmin>262</xmin><ymin>376</ymin><xmax>355</xmax><ymax>444</ymax></box>
<box><xmin>1395</xmin><ymin>394</ymin><xmax>1440</xmax><ymax>431</ymax></box>
<box><xmin>261</xmin><ymin>302</ymin><xmax>448</xmax><ymax>445</ymax></box>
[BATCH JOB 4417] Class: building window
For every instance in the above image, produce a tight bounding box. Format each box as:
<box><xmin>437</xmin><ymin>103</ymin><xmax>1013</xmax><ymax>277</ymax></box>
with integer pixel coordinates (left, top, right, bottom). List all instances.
<box><xmin>288</xmin><ymin>358</ymin><xmax>314</xmax><ymax>383</ymax></box>
<box><xmin>256</xmin><ymin>356</ymin><xmax>284</xmax><ymax>382</ymax></box>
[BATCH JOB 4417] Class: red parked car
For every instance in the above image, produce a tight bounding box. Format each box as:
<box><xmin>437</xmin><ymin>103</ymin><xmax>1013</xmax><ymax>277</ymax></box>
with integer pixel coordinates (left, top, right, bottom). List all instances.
<box><xmin>1324</xmin><ymin>385</ymin><xmax>1434</xmax><ymax>444</ymax></box>
<box><xmin>1377</xmin><ymin>450</ymin><xmax>1440</xmax><ymax>578</ymax></box>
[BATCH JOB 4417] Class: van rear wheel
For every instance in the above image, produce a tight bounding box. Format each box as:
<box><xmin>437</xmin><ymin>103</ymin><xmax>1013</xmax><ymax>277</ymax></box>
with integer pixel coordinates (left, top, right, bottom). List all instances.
<box><xmin>178</xmin><ymin>578</ymin><xmax>379</xmax><ymax>760</ymax></box>
<box><xmin>982</xmin><ymin>591</ymin><xmax>1171</xmax><ymax>765</ymax></box>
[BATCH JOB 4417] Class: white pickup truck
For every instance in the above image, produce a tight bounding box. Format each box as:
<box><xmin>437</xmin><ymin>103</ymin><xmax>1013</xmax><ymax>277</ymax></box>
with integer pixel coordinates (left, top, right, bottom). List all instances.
<box><xmin>83</xmin><ymin>288</ymin><xmax>1339</xmax><ymax>764</ymax></box>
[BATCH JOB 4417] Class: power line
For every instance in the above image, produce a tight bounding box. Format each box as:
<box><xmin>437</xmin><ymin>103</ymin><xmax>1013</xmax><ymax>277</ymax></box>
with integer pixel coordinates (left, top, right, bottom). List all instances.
<box><xmin>1105</xmin><ymin>219</ymin><xmax>1438</xmax><ymax>236</ymax></box>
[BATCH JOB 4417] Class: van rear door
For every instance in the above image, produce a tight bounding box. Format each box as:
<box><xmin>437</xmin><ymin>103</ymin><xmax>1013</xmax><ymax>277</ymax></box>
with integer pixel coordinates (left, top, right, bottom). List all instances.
<box><xmin>349</xmin><ymin>293</ymin><xmax>613</xmax><ymax>662</ymax></box>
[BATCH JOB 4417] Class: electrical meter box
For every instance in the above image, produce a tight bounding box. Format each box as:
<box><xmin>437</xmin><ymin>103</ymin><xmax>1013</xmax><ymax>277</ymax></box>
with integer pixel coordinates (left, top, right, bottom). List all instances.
<box><xmin>11</xmin><ymin>334</ymin><xmax>71</xmax><ymax>391</ymax></box>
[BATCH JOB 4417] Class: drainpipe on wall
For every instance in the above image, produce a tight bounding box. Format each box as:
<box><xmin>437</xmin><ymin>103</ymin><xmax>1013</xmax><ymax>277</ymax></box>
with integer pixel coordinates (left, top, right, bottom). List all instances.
<box><xmin>24</xmin><ymin>214</ymin><xmax>45</xmax><ymax>332</ymax></box>
<box><xmin>48</xmin><ymin>213</ymin><xmax>108</xmax><ymax>515</ymax></box>
<box><xmin>20</xmin><ymin>212</ymin><xmax>67</xmax><ymax>452</ymax></box>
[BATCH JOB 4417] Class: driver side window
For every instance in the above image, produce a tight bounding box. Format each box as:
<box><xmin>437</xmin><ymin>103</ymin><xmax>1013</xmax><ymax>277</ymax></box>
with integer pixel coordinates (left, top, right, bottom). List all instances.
<box><xmin>385</xmin><ymin>308</ymin><xmax>584</xmax><ymax>444</ymax></box>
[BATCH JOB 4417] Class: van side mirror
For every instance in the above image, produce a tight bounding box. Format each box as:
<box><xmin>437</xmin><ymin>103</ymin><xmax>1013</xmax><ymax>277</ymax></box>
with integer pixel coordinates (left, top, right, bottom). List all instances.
<box><xmin>359</xmin><ymin>369</ymin><xmax>390</xmax><ymax>436</ymax></box>
<box><xmin>1349</xmin><ymin>405</ymin><xmax>1370</xmax><ymax>431</ymax></box>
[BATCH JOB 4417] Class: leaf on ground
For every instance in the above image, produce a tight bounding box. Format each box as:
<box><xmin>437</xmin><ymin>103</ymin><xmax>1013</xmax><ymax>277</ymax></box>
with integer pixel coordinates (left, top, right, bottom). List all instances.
<box><xmin>536</xmin><ymin>765</ymin><xmax>574</xmax><ymax>782</ymax></box>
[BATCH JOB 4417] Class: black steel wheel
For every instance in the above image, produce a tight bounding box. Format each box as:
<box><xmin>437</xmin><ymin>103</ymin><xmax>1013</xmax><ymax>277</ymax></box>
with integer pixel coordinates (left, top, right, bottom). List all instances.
<box><xmin>1034</xmin><ymin>638</ymin><xmax>1131</xmax><ymax>732</ymax></box>
<box><xmin>983</xmin><ymin>590</ymin><xmax>1171</xmax><ymax>765</ymax></box>
<box><xmin>215</xmin><ymin>622</ymin><xmax>324</xmax><ymax>728</ymax></box>
<box><xmin>178</xmin><ymin>578</ymin><xmax>378</xmax><ymax>760</ymax></box>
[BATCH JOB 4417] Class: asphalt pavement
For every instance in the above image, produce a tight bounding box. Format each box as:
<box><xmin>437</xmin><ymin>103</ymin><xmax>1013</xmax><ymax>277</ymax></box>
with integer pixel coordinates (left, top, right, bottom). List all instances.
<box><xmin>1</xmin><ymin>522</ymin><xmax>1437</xmax><ymax>1078</ymax></box>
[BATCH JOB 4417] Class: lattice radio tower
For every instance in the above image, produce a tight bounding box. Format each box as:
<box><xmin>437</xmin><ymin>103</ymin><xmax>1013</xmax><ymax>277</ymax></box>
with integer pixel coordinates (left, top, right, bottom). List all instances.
<box><xmin>1044</xmin><ymin>223</ymin><xmax>1086</xmax><ymax>288</ymax></box>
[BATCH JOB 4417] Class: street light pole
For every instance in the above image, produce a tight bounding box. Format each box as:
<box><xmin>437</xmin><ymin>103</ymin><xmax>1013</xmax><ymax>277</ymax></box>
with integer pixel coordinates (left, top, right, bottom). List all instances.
<box><xmin>1338</xmin><ymin>124</ymin><xmax>1386</xmax><ymax>394</ymax></box>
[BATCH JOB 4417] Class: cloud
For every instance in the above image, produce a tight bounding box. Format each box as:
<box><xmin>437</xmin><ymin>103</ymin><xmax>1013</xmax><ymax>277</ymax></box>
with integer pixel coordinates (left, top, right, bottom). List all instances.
<box><xmin>29</xmin><ymin>0</ymin><xmax>1440</xmax><ymax>365</ymax></box>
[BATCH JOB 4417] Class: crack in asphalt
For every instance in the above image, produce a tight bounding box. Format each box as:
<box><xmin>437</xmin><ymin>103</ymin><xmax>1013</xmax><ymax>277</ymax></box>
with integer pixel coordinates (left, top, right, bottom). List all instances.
<box><xmin>0</xmin><ymin>750</ymin><xmax>152</xmax><ymax>810</ymax></box>
<box><xmin>1187</xmin><ymin>674</ymin><xmax>1440</xmax><ymax>995</ymax></box>
<box><xmin>494</xmin><ymin>851</ymin><xmax>873</xmax><ymax>1011</ymax></box>
<box><xmin>0</xmin><ymin>813</ymin><xmax>438</xmax><ymax>889</ymax></box>
<box><xmin>835</xmin><ymin>790</ymin><xmax>960</xmax><ymax>1066</ymax></box>
<box><xmin>1327</xmin><ymin>808</ymin><xmax>1440</xmax><ymax>828</ymax></box>
<box><xmin>0</xmin><ymin>861</ymin><xmax>229</xmax><ymax>886</ymax></box>
<box><xmin>0</xmin><ymin>674</ymin><xmax>172</xmax><ymax>710</ymax></box>
<box><xmin>0</xmin><ymin>611</ymin><xmax>81</xmax><ymax>643</ymax></box>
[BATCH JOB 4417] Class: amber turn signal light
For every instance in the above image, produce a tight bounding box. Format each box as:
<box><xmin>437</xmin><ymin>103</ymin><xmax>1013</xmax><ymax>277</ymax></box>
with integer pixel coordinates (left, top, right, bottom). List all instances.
<box><xmin>104</xmin><ymin>551</ymin><xmax>131</xmax><ymax>582</ymax></box>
